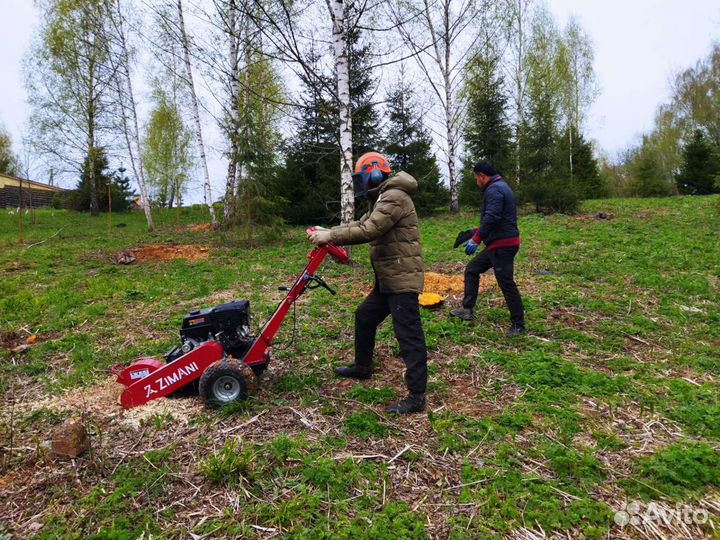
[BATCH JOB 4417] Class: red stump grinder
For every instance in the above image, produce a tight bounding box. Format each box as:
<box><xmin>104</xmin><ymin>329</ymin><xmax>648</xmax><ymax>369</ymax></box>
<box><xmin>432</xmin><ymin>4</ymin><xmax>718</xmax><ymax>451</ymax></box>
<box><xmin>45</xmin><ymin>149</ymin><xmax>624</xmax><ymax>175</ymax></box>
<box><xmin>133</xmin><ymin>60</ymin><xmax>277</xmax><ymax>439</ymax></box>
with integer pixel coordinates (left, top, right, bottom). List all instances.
<box><xmin>113</xmin><ymin>233</ymin><xmax>348</xmax><ymax>409</ymax></box>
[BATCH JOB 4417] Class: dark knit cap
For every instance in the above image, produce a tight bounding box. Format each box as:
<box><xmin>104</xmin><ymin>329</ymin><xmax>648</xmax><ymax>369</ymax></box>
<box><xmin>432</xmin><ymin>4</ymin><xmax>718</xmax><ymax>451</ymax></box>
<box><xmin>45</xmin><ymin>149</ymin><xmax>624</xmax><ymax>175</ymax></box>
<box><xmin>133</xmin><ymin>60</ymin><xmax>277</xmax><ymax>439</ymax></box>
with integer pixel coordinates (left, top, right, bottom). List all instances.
<box><xmin>473</xmin><ymin>161</ymin><xmax>499</xmax><ymax>176</ymax></box>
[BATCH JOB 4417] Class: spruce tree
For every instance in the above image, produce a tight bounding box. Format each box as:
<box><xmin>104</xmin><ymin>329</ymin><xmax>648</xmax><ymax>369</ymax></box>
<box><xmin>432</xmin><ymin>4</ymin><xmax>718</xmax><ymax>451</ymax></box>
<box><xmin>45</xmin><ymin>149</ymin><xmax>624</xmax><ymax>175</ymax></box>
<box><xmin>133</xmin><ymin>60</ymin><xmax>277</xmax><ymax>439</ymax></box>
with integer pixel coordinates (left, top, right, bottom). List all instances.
<box><xmin>276</xmin><ymin>50</ymin><xmax>339</xmax><ymax>224</ymax></box>
<box><xmin>276</xmin><ymin>24</ymin><xmax>380</xmax><ymax>224</ymax></box>
<box><xmin>459</xmin><ymin>53</ymin><xmax>513</xmax><ymax>208</ymax></box>
<box><xmin>675</xmin><ymin>130</ymin><xmax>720</xmax><ymax>195</ymax></box>
<box><xmin>69</xmin><ymin>147</ymin><xmax>135</xmax><ymax>212</ymax></box>
<box><xmin>383</xmin><ymin>80</ymin><xmax>448</xmax><ymax>216</ymax></box>
<box><xmin>555</xmin><ymin>129</ymin><xmax>606</xmax><ymax>199</ymax></box>
<box><xmin>628</xmin><ymin>138</ymin><xmax>673</xmax><ymax>197</ymax></box>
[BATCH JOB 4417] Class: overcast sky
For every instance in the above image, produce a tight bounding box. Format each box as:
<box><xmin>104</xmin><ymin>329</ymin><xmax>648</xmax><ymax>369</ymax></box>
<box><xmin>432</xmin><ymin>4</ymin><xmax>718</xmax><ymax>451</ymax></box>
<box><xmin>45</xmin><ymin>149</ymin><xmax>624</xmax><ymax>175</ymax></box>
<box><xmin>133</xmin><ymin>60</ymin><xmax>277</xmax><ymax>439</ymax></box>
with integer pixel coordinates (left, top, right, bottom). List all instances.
<box><xmin>1</xmin><ymin>0</ymin><xmax>718</xmax><ymax>197</ymax></box>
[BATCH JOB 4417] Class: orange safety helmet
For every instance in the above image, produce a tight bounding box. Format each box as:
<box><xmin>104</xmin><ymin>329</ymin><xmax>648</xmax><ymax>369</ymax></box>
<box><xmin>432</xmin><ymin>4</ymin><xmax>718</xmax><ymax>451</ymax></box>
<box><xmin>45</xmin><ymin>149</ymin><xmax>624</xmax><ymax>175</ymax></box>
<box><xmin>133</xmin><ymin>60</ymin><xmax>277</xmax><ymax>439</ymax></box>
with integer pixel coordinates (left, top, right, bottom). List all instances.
<box><xmin>353</xmin><ymin>152</ymin><xmax>392</xmax><ymax>198</ymax></box>
<box><xmin>354</xmin><ymin>151</ymin><xmax>392</xmax><ymax>176</ymax></box>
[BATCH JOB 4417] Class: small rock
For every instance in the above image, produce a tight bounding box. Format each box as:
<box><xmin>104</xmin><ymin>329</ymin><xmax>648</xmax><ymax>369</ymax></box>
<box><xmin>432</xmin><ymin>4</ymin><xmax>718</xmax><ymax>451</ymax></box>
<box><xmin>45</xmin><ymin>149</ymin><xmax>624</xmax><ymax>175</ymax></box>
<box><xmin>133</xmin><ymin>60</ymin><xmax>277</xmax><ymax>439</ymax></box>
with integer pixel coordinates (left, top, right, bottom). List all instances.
<box><xmin>51</xmin><ymin>420</ymin><xmax>90</xmax><ymax>458</ymax></box>
<box><xmin>10</xmin><ymin>344</ymin><xmax>30</xmax><ymax>354</ymax></box>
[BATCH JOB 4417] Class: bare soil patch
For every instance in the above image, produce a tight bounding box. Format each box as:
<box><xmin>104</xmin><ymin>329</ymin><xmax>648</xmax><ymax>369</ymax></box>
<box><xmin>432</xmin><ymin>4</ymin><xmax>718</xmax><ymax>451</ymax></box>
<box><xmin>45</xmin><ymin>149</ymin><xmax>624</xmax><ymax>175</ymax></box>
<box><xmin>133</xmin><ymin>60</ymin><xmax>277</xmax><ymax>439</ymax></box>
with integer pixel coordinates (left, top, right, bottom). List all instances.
<box><xmin>129</xmin><ymin>244</ymin><xmax>210</xmax><ymax>263</ymax></box>
<box><xmin>0</xmin><ymin>331</ymin><xmax>22</xmax><ymax>349</ymax></box>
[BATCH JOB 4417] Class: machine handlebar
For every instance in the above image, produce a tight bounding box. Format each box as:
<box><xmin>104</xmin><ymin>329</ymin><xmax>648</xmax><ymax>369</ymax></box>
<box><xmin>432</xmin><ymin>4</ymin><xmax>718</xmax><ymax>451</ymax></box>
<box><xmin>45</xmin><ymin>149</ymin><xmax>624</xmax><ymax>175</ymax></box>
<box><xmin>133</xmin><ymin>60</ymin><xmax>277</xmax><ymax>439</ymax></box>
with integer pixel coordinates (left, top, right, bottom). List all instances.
<box><xmin>306</xmin><ymin>227</ymin><xmax>350</xmax><ymax>264</ymax></box>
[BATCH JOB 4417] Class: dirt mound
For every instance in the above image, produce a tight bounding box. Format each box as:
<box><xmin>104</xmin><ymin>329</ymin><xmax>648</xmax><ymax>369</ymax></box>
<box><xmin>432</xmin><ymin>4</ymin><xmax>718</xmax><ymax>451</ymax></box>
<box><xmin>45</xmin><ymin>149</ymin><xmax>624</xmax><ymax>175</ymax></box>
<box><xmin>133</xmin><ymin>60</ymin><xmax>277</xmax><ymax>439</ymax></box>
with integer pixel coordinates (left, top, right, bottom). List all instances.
<box><xmin>0</xmin><ymin>331</ymin><xmax>22</xmax><ymax>349</ymax></box>
<box><xmin>131</xmin><ymin>244</ymin><xmax>210</xmax><ymax>263</ymax></box>
<box><xmin>571</xmin><ymin>212</ymin><xmax>615</xmax><ymax>222</ymax></box>
<box><xmin>1</xmin><ymin>331</ymin><xmax>41</xmax><ymax>353</ymax></box>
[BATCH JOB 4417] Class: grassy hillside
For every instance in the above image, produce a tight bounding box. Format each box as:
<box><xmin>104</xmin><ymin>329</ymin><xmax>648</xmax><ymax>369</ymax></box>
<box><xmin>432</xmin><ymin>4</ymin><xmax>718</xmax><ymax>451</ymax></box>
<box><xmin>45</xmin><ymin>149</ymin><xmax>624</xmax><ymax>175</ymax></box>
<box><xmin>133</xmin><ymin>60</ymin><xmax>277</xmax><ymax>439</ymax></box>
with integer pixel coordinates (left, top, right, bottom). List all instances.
<box><xmin>1</xmin><ymin>196</ymin><xmax>719</xmax><ymax>539</ymax></box>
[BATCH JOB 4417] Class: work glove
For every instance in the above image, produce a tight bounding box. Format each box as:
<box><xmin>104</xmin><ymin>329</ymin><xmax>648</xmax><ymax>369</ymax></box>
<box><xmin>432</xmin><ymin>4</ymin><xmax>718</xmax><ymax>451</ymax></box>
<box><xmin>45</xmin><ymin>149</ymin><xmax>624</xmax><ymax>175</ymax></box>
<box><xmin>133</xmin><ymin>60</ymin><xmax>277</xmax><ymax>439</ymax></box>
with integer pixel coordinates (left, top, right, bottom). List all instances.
<box><xmin>308</xmin><ymin>228</ymin><xmax>332</xmax><ymax>245</ymax></box>
<box><xmin>453</xmin><ymin>228</ymin><xmax>475</xmax><ymax>249</ymax></box>
<box><xmin>465</xmin><ymin>238</ymin><xmax>479</xmax><ymax>256</ymax></box>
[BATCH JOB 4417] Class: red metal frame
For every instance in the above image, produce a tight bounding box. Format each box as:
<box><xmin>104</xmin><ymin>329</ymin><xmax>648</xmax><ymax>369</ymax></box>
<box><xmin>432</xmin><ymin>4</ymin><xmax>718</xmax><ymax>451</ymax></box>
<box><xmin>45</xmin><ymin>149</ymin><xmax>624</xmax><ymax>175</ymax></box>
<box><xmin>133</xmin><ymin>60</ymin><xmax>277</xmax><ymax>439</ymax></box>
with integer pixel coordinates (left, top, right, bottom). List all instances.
<box><xmin>242</xmin><ymin>242</ymin><xmax>348</xmax><ymax>365</ymax></box>
<box><xmin>117</xmin><ymin>238</ymin><xmax>348</xmax><ymax>409</ymax></box>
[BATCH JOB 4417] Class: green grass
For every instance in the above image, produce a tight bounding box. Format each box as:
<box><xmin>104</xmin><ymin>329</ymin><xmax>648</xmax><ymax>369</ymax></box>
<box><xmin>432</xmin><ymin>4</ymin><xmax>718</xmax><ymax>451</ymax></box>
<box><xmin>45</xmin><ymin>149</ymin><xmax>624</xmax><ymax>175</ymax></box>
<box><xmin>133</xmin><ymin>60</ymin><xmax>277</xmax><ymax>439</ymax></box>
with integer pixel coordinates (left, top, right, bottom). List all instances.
<box><xmin>2</xmin><ymin>196</ymin><xmax>719</xmax><ymax>539</ymax></box>
<box><xmin>624</xmin><ymin>441</ymin><xmax>720</xmax><ymax>501</ymax></box>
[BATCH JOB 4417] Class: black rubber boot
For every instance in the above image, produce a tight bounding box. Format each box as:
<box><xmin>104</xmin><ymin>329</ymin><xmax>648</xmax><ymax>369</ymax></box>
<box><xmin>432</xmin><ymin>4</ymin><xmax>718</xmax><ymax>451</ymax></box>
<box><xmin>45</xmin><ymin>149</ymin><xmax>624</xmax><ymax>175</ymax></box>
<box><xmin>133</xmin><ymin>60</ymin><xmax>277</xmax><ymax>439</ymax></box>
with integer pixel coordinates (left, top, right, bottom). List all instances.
<box><xmin>507</xmin><ymin>324</ymin><xmax>526</xmax><ymax>337</ymax></box>
<box><xmin>450</xmin><ymin>307</ymin><xmax>474</xmax><ymax>321</ymax></box>
<box><xmin>334</xmin><ymin>364</ymin><xmax>372</xmax><ymax>380</ymax></box>
<box><xmin>386</xmin><ymin>393</ymin><xmax>426</xmax><ymax>414</ymax></box>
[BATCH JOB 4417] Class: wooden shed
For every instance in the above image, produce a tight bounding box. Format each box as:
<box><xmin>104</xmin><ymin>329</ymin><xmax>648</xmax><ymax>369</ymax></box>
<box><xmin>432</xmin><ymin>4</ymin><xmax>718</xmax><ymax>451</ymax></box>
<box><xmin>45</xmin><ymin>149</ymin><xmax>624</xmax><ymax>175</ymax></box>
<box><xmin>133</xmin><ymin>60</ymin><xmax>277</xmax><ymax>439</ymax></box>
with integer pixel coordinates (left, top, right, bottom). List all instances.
<box><xmin>0</xmin><ymin>173</ymin><xmax>69</xmax><ymax>209</ymax></box>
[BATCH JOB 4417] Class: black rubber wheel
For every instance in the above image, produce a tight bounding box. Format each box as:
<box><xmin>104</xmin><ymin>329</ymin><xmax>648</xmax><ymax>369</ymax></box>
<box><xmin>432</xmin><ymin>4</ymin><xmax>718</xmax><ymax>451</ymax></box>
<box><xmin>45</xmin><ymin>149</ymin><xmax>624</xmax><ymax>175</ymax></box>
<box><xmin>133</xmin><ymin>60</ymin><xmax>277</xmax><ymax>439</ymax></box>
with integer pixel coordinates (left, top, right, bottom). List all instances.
<box><xmin>198</xmin><ymin>359</ymin><xmax>255</xmax><ymax>408</ymax></box>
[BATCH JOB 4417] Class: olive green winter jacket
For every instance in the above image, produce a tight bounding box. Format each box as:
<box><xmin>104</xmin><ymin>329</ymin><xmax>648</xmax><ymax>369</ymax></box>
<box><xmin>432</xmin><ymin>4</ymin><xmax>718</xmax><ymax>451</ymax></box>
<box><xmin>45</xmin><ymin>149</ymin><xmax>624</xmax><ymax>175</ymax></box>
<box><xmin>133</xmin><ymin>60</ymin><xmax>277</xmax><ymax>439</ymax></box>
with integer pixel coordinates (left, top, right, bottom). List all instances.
<box><xmin>330</xmin><ymin>171</ymin><xmax>424</xmax><ymax>294</ymax></box>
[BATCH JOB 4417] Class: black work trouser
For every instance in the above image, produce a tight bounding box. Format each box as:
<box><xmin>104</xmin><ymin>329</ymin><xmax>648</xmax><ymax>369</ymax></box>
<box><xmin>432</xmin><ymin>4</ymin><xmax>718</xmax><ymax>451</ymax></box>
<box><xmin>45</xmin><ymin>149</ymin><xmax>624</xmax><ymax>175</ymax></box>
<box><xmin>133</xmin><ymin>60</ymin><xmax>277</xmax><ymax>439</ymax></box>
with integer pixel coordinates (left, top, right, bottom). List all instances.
<box><xmin>463</xmin><ymin>246</ymin><xmax>525</xmax><ymax>327</ymax></box>
<box><xmin>354</xmin><ymin>288</ymin><xmax>428</xmax><ymax>394</ymax></box>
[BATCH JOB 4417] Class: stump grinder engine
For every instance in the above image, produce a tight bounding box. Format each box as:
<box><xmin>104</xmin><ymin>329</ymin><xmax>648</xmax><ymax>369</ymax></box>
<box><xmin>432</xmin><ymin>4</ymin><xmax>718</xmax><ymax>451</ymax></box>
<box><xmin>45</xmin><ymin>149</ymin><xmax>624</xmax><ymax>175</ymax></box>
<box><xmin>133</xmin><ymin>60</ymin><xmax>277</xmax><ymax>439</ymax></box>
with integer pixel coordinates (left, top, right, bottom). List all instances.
<box><xmin>113</xmin><ymin>231</ymin><xmax>348</xmax><ymax>409</ymax></box>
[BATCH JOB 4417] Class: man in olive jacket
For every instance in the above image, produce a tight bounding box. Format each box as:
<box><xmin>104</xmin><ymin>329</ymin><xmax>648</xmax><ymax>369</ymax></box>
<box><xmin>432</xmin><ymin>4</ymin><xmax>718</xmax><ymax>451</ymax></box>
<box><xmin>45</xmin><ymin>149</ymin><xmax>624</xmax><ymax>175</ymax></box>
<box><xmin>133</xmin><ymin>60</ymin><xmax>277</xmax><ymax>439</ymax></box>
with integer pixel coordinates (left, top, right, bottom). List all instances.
<box><xmin>308</xmin><ymin>151</ymin><xmax>428</xmax><ymax>414</ymax></box>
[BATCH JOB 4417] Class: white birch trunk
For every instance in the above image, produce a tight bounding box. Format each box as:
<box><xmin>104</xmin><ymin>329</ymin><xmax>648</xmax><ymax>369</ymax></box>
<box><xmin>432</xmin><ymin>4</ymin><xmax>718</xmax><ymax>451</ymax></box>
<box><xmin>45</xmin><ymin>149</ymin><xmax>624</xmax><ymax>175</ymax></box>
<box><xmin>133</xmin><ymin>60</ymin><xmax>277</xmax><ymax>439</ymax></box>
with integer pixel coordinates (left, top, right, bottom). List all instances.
<box><xmin>421</xmin><ymin>0</ymin><xmax>460</xmax><ymax>212</ymax></box>
<box><xmin>115</xmin><ymin>0</ymin><xmax>154</xmax><ymax>230</ymax></box>
<box><xmin>328</xmin><ymin>0</ymin><xmax>354</xmax><ymax>224</ymax></box>
<box><xmin>178</xmin><ymin>0</ymin><xmax>217</xmax><ymax>226</ymax></box>
<box><xmin>445</xmin><ymin>81</ymin><xmax>459</xmax><ymax>213</ymax></box>
<box><xmin>224</xmin><ymin>0</ymin><xmax>239</xmax><ymax>222</ymax></box>
<box><xmin>442</xmin><ymin>0</ymin><xmax>459</xmax><ymax>213</ymax></box>
<box><xmin>510</xmin><ymin>0</ymin><xmax>531</xmax><ymax>185</ymax></box>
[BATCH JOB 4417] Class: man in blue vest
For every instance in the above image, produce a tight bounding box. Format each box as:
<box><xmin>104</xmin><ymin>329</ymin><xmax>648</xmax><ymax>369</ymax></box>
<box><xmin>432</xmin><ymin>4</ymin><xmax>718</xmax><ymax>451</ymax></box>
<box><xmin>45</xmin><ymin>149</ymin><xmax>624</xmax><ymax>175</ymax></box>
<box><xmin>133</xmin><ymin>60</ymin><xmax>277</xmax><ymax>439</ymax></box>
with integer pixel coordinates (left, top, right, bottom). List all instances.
<box><xmin>451</xmin><ymin>161</ymin><xmax>525</xmax><ymax>336</ymax></box>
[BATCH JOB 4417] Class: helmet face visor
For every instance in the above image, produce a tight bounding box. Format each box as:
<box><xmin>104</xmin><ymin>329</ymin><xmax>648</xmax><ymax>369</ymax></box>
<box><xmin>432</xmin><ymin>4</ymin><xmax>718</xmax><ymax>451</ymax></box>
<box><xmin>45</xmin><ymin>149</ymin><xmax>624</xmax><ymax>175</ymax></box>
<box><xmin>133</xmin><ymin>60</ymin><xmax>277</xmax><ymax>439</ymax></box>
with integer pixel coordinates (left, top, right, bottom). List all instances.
<box><xmin>352</xmin><ymin>172</ymin><xmax>367</xmax><ymax>198</ymax></box>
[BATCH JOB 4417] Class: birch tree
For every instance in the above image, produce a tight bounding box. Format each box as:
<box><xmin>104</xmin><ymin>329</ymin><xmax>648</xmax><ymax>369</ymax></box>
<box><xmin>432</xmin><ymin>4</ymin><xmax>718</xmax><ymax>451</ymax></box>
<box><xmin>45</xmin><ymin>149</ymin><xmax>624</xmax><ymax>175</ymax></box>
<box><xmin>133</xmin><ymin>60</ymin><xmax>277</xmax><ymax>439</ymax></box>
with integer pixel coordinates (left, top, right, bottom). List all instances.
<box><xmin>0</xmin><ymin>126</ymin><xmax>19</xmax><ymax>176</ymax></box>
<box><xmin>389</xmin><ymin>0</ymin><xmax>480</xmax><ymax>213</ymax></box>
<box><xmin>326</xmin><ymin>0</ymin><xmax>354</xmax><ymax>223</ymax></box>
<box><xmin>177</xmin><ymin>0</ymin><xmax>217</xmax><ymax>226</ymax></box>
<box><xmin>503</xmin><ymin>0</ymin><xmax>534</xmax><ymax>185</ymax></box>
<box><xmin>224</xmin><ymin>0</ymin><xmax>241</xmax><ymax>220</ymax></box>
<box><xmin>26</xmin><ymin>0</ymin><xmax>115</xmax><ymax>215</ymax></box>
<box><xmin>558</xmin><ymin>17</ymin><xmax>597</xmax><ymax>184</ymax></box>
<box><xmin>242</xmin><ymin>0</ymin><xmax>369</xmax><ymax>223</ymax></box>
<box><xmin>143</xmin><ymin>89</ymin><xmax>193</xmax><ymax>207</ymax></box>
<box><xmin>107</xmin><ymin>0</ymin><xmax>155</xmax><ymax>230</ymax></box>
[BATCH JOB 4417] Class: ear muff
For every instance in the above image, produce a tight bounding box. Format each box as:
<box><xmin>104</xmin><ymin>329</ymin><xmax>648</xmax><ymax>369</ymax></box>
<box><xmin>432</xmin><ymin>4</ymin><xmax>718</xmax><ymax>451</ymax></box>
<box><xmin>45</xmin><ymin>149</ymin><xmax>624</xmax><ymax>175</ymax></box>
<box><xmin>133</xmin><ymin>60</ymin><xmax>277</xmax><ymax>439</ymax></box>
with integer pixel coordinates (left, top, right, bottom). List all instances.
<box><xmin>369</xmin><ymin>168</ymin><xmax>384</xmax><ymax>185</ymax></box>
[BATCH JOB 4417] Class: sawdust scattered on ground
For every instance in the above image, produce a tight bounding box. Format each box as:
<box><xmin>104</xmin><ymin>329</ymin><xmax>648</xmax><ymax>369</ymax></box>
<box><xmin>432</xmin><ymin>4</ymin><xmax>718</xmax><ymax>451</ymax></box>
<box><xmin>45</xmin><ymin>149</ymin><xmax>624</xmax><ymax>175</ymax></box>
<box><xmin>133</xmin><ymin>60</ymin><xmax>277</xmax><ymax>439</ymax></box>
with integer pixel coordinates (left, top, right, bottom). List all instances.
<box><xmin>14</xmin><ymin>375</ymin><xmax>203</xmax><ymax>429</ymax></box>
<box><xmin>423</xmin><ymin>271</ymin><xmax>494</xmax><ymax>295</ymax></box>
<box><xmin>131</xmin><ymin>244</ymin><xmax>210</xmax><ymax>262</ymax></box>
<box><xmin>18</xmin><ymin>377</ymin><xmax>124</xmax><ymax>418</ymax></box>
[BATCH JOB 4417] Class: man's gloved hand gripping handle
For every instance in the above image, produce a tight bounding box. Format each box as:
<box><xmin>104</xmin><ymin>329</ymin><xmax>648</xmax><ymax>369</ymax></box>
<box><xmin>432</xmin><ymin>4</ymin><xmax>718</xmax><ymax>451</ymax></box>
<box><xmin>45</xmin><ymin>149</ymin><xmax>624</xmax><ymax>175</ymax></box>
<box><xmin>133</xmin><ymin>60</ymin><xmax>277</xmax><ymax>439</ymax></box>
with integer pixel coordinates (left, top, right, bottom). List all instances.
<box><xmin>307</xmin><ymin>226</ymin><xmax>332</xmax><ymax>246</ymax></box>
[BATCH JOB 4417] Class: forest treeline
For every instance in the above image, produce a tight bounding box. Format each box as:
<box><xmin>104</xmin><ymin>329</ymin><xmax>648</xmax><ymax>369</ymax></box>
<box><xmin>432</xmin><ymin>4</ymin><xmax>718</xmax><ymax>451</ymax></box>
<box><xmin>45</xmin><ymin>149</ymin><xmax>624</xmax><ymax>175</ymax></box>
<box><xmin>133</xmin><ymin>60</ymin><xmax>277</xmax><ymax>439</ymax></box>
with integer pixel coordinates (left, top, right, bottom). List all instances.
<box><xmin>0</xmin><ymin>0</ymin><xmax>718</xmax><ymax>229</ymax></box>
